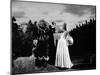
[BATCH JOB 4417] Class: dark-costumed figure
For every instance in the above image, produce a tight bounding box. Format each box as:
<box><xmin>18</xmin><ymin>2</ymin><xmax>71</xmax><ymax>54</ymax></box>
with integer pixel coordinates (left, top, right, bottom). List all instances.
<box><xmin>34</xmin><ymin>20</ymin><xmax>50</xmax><ymax>67</ymax></box>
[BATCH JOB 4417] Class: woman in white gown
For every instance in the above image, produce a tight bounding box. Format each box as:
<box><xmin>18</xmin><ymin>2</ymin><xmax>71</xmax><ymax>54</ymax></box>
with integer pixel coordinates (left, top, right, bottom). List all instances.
<box><xmin>55</xmin><ymin>31</ymin><xmax>74</xmax><ymax>68</ymax></box>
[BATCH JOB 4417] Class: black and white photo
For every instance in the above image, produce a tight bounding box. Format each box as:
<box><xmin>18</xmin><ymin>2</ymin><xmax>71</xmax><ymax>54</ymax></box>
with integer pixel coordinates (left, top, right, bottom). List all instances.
<box><xmin>11</xmin><ymin>0</ymin><xmax>96</xmax><ymax>74</ymax></box>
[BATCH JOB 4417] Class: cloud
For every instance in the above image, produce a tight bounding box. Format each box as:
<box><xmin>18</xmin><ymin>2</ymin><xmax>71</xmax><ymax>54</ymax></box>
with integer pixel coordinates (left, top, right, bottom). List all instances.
<box><xmin>90</xmin><ymin>6</ymin><xmax>96</xmax><ymax>15</ymax></box>
<box><xmin>12</xmin><ymin>1</ymin><xmax>96</xmax><ymax>31</ymax></box>
<box><xmin>42</xmin><ymin>12</ymin><xmax>49</xmax><ymax>15</ymax></box>
<box><xmin>55</xmin><ymin>20</ymin><xmax>64</xmax><ymax>23</ymax></box>
<box><xmin>63</xmin><ymin>4</ymin><xmax>96</xmax><ymax>17</ymax></box>
<box><xmin>12</xmin><ymin>11</ymin><xmax>25</xmax><ymax>18</ymax></box>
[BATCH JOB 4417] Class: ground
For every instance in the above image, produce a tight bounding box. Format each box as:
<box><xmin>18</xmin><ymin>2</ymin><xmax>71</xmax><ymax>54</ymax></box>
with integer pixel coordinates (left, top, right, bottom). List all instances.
<box><xmin>12</xmin><ymin>54</ymin><xmax>96</xmax><ymax>74</ymax></box>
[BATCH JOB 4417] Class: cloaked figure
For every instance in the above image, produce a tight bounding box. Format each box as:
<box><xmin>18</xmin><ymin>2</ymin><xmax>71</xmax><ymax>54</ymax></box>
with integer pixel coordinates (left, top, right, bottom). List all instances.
<box><xmin>55</xmin><ymin>31</ymin><xmax>74</xmax><ymax>69</ymax></box>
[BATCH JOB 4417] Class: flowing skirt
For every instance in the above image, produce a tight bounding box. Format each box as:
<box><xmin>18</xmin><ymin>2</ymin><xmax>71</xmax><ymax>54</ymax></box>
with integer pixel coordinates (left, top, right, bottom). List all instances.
<box><xmin>55</xmin><ymin>38</ymin><xmax>73</xmax><ymax>68</ymax></box>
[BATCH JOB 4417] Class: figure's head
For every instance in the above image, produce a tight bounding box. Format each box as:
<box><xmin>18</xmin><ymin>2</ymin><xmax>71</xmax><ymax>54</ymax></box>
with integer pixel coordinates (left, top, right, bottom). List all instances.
<box><xmin>38</xmin><ymin>20</ymin><xmax>47</xmax><ymax>28</ymax></box>
<box><xmin>56</xmin><ymin>22</ymin><xmax>67</xmax><ymax>33</ymax></box>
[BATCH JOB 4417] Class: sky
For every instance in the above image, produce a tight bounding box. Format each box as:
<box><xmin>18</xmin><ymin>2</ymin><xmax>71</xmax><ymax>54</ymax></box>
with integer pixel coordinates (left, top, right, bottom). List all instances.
<box><xmin>12</xmin><ymin>1</ymin><xmax>96</xmax><ymax>31</ymax></box>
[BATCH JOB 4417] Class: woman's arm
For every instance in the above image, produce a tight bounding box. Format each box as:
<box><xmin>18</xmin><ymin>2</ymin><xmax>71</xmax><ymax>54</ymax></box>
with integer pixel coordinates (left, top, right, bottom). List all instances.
<box><xmin>66</xmin><ymin>34</ymin><xmax>74</xmax><ymax>45</ymax></box>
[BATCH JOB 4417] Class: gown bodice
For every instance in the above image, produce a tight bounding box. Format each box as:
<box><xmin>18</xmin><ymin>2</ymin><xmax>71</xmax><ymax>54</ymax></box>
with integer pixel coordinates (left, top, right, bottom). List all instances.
<box><xmin>60</xmin><ymin>32</ymin><xmax>74</xmax><ymax>46</ymax></box>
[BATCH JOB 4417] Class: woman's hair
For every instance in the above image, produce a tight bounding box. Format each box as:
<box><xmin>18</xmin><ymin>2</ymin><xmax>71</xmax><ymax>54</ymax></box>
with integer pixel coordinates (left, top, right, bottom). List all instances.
<box><xmin>62</xmin><ymin>31</ymin><xmax>69</xmax><ymax>39</ymax></box>
<box><xmin>62</xmin><ymin>23</ymin><xmax>68</xmax><ymax>38</ymax></box>
<box><xmin>63</xmin><ymin>23</ymin><xmax>67</xmax><ymax>31</ymax></box>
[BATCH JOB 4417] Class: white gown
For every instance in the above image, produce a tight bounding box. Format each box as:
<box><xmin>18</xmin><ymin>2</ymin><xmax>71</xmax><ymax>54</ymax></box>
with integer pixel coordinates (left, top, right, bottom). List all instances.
<box><xmin>55</xmin><ymin>32</ymin><xmax>73</xmax><ymax>68</ymax></box>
